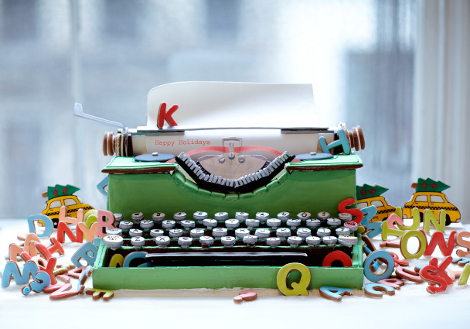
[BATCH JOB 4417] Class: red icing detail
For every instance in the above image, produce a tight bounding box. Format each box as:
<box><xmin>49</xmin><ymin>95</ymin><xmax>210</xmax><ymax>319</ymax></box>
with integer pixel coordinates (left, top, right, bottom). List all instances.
<box><xmin>360</xmin><ymin>190</ymin><xmax>367</xmax><ymax>196</ymax></box>
<box><xmin>431</xmin><ymin>184</ymin><xmax>437</xmax><ymax>191</ymax></box>
<box><xmin>45</xmin><ymin>237</ymin><xmax>65</xmax><ymax>256</ymax></box>
<box><xmin>370</xmin><ymin>189</ymin><xmax>376</xmax><ymax>196</ymax></box>
<box><xmin>53</xmin><ymin>190</ymin><xmax>58</xmax><ymax>196</ymax></box>
<box><xmin>56</xmin><ymin>222</ymin><xmax>83</xmax><ymax>243</ymax></box>
<box><xmin>422</xmin><ymin>230</ymin><xmax>456</xmax><ymax>257</ymax></box>
<box><xmin>157</xmin><ymin>103</ymin><xmax>178</xmax><ymax>128</ymax></box>
<box><xmin>421</xmin><ymin>183</ymin><xmax>427</xmax><ymax>191</ymax></box>
<box><xmin>322</xmin><ymin>250</ymin><xmax>352</xmax><ymax>267</ymax></box>
<box><xmin>62</xmin><ymin>188</ymin><xmax>67</xmax><ymax>194</ymax></box>
<box><xmin>338</xmin><ymin>198</ymin><xmax>363</xmax><ymax>224</ymax></box>
<box><xmin>420</xmin><ymin>257</ymin><xmax>453</xmax><ymax>293</ymax></box>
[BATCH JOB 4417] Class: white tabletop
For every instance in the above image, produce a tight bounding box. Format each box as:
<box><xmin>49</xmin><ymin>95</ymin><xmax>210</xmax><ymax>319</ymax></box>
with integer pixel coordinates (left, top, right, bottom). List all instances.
<box><xmin>1</xmin><ymin>219</ymin><xmax>470</xmax><ymax>329</ymax></box>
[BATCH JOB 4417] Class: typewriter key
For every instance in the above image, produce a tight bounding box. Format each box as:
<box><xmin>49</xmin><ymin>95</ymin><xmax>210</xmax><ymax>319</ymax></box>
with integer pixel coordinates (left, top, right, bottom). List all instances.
<box><xmin>322</xmin><ymin>236</ymin><xmax>337</xmax><ymax>246</ymax></box>
<box><xmin>107</xmin><ymin>228</ymin><xmax>122</xmax><ymax>236</ymax></box>
<box><xmin>235</xmin><ymin>212</ymin><xmax>249</xmax><ymax>221</ymax></box>
<box><xmin>266</xmin><ymin>237</ymin><xmax>281</xmax><ymax>248</ymax></box>
<box><xmin>338</xmin><ymin>236</ymin><xmax>358</xmax><ymax>247</ymax></box>
<box><xmin>256</xmin><ymin>212</ymin><xmax>269</xmax><ymax>224</ymax></box>
<box><xmin>119</xmin><ymin>221</ymin><xmax>133</xmax><ymax>231</ymax></box>
<box><xmin>286</xmin><ymin>218</ymin><xmax>301</xmax><ymax>230</ymax></box>
<box><xmin>190</xmin><ymin>228</ymin><xmax>204</xmax><ymax>239</ymax></box>
<box><xmin>181</xmin><ymin>220</ymin><xmax>196</xmax><ymax>230</ymax></box>
<box><xmin>200</xmin><ymin>236</ymin><xmax>214</xmax><ymax>247</ymax></box>
<box><xmin>169</xmin><ymin>229</ymin><xmax>183</xmax><ymax>238</ymax></box>
<box><xmin>212</xmin><ymin>227</ymin><xmax>227</xmax><ymax>238</ymax></box>
<box><xmin>152</xmin><ymin>212</ymin><xmax>165</xmax><ymax>223</ymax></box>
<box><xmin>150</xmin><ymin>229</ymin><xmax>164</xmax><ymax>238</ymax></box>
<box><xmin>306</xmin><ymin>236</ymin><xmax>321</xmax><ymax>246</ymax></box>
<box><xmin>214</xmin><ymin>212</ymin><xmax>228</xmax><ymax>221</ymax></box>
<box><xmin>267</xmin><ymin>218</ymin><xmax>281</xmax><ymax>229</ymax></box>
<box><xmin>103</xmin><ymin>235</ymin><xmax>124</xmax><ymax>250</ymax></box>
<box><xmin>203</xmin><ymin>218</ymin><xmax>217</xmax><ymax>229</ymax></box>
<box><xmin>243</xmin><ymin>235</ymin><xmax>258</xmax><ymax>245</ymax></box>
<box><xmin>336</xmin><ymin>227</ymin><xmax>350</xmax><ymax>236</ymax></box>
<box><xmin>276</xmin><ymin>228</ymin><xmax>291</xmax><ymax>240</ymax></box>
<box><xmin>131</xmin><ymin>212</ymin><xmax>144</xmax><ymax>224</ymax></box>
<box><xmin>287</xmin><ymin>236</ymin><xmax>302</xmax><ymax>247</ymax></box>
<box><xmin>140</xmin><ymin>220</ymin><xmax>154</xmax><ymax>230</ymax></box>
<box><xmin>178</xmin><ymin>237</ymin><xmax>193</xmax><ymax>249</ymax></box>
<box><xmin>306</xmin><ymin>219</ymin><xmax>321</xmax><ymax>228</ymax></box>
<box><xmin>235</xmin><ymin>228</ymin><xmax>250</xmax><ymax>239</ymax></box>
<box><xmin>245</xmin><ymin>219</ymin><xmax>259</xmax><ymax>230</ymax></box>
<box><xmin>344</xmin><ymin>221</ymin><xmax>358</xmax><ymax>232</ymax></box>
<box><xmin>338</xmin><ymin>213</ymin><xmax>352</xmax><ymax>222</ymax></box>
<box><xmin>221</xmin><ymin>236</ymin><xmax>236</xmax><ymax>247</ymax></box>
<box><xmin>317</xmin><ymin>212</ymin><xmax>330</xmax><ymax>222</ymax></box>
<box><xmin>162</xmin><ymin>220</ymin><xmax>176</xmax><ymax>230</ymax></box>
<box><xmin>277</xmin><ymin>212</ymin><xmax>290</xmax><ymax>223</ymax></box>
<box><xmin>225</xmin><ymin>219</ymin><xmax>240</xmax><ymax>229</ymax></box>
<box><xmin>255</xmin><ymin>228</ymin><xmax>271</xmax><ymax>240</ymax></box>
<box><xmin>131</xmin><ymin>237</ymin><xmax>146</xmax><ymax>249</ymax></box>
<box><xmin>129</xmin><ymin>229</ymin><xmax>143</xmax><ymax>237</ymax></box>
<box><xmin>154</xmin><ymin>236</ymin><xmax>170</xmax><ymax>248</ymax></box>
<box><xmin>297</xmin><ymin>212</ymin><xmax>311</xmax><ymax>221</ymax></box>
<box><xmin>193</xmin><ymin>211</ymin><xmax>208</xmax><ymax>220</ymax></box>
<box><xmin>317</xmin><ymin>228</ymin><xmax>331</xmax><ymax>237</ymax></box>
<box><xmin>114</xmin><ymin>213</ymin><xmax>123</xmax><ymax>223</ymax></box>
<box><xmin>327</xmin><ymin>218</ymin><xmax>342</xmax><ymax>228</ymax></box>
<box><xmin>296</xmin><ymin>228</ymin><xmax>311</xmax><ymax>240</ymax></box>
<box><xmin>173</xmin><ymin>212</ymin><xmax>187</xmax><ymax>221</ymax></box>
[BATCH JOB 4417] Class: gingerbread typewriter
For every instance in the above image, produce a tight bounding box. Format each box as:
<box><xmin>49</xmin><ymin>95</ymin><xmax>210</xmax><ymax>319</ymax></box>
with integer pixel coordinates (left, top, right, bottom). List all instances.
<box><xmin>75</xmin><ymin>82</ymin><xmax>366</xmax><ymax>290</ymax></box>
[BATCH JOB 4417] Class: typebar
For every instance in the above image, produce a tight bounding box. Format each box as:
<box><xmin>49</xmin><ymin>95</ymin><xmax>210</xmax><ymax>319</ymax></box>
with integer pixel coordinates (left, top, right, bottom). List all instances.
<box><xmin>146</xmin><ymin>252</ymin><xmax>308</xmax><ymax>267</ymax></box>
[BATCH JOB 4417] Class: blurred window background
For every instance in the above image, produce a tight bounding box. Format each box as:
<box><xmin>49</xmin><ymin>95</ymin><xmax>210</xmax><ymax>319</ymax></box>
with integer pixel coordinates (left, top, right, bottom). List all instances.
<box><xmin>0</xmin><ymin>0</ymin><xmax>416</xmax><ymax>218</ymax></box>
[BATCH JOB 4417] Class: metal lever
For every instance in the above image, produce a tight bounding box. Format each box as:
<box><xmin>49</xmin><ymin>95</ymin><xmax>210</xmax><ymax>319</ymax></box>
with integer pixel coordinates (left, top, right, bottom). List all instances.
<box><xmin>74</xmin><ymin>103</ymin><xmax>127</xmax><ymax>133</ymax></box>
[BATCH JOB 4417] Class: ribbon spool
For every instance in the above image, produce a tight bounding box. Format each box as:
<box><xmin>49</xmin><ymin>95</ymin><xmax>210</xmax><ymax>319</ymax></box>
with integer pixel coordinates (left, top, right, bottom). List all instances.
<box><xmin>103</xmin><ymin>130</ymin><xmax>133</xmax><ymax>157</ymax></box>
<box><xmin>338</xmin><ymin>123</ymin><xmax>366</xmax><ymax>152</ymax></box>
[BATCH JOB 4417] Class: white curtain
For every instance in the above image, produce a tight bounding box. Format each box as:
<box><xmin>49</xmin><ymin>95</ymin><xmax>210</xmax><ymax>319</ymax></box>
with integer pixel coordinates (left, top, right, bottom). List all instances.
<box><xmin>413</xmin><ymin>0</ymin><xmax>470</xmax><ymax>223</ymax></box>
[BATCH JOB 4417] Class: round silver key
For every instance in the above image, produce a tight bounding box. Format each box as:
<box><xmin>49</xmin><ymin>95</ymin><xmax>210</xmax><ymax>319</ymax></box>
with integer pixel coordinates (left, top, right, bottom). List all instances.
<box><xmin>277</xmin><ymin>212</ymin><xmax>290</xmax><ymax>223</ymax></box>
<box><xmin>181</xmin><ymin>220</ymin><xmax>196</xmax><ymax>230</ymax></box>
<box><xmin>114</xmin><ymin>213</ymin><xmax>123</xmax><ymax>223</ymax></box>
<box><xmin>317</xmin><ymin>228</ymin><xmax>331</xmax><ymax>237</ymax></box>
<box><xmin>203</xmin><ymin>218</ymin><xmax>217</xmax><ymax>229</ymax></box>
<box><xmin>327</xmin><ymin>218</ymin><xmax>342</xmax><ymax>227</ymax></box>
<box><xmin>256</xmin><ymin>212</ymin><xmax>269</xmax><ymax>224</ymax></box>
<box><xmin>152</xmin><ymin>212</ymin><xmax>165</xmax><ymax>223</ymax></box>
<box><xmin>129</xmin><ymin>229</ymin><xmax>143</xmax><ymax>237</ymax></box>
<box><xmin>162</xmin><ymin>220</ymin><xmax>176</xmax><ymax>230</ymax></box>
<box><xmin>154</xmin><ymin>235</ymin><xmax>170</xmax><ymax>247</ymax></box>
<box><xmin>306</xmin><ymin>219</ymin><xmax>321</xmax><ymax>228</ymax></box>
<box><xmin>173</xmin><ymin>212</ymin><xmax>186</xmax><ymax>221</ymax></box>
<box><xmin>276</xmin><ymin>228</ymin><xmax>291</xmax><ymax>239</ymax></box>
<box><xmin>267</xmin><ymin>218</ymin><xmax>281</xmax><ymax>229</ymax></box>
<box><xmin>169</xmin><ymin>229</ymin><xmax>183</xmax><ymax>238</ymax></box>
<box><xmin>200</xmin><ymin>236</ymin><xmax>214</xmax><ymax>247</ymax></box>
<box><xmin>107</xmin><ymin>228</ymin><xmax>122</xmax><ymax>236</ymax></box>
<box><xmin>224</xmin><ymin>219</ymin><xmax>239</xmax><ymax>229</ymax></box>
<box><xmin>297</xmin><ymin>212</ymin><xmax>311</xmax><ymax>221</ymax></box>
<box><xmin>344</xmin><ymin>221</ymin><xmax>358</xmax><ymax>232</ymax></box>
<box><xmin>286</xmin><ymin>218</ymin><xmax>301</xmax><ymax>230</ymax></box>
<box><xmin>212</xmin><ymin>227</ymin><xmax>227</xmax><ymax>238</ymax></box>
<box><xmin>338</xmin><ymin>236</ymin><xmax>358</xmax><ymax>247</ymax></box>
<box><xmin>317</xmin><ymin>211</ymin><xmax>330</xmax><ymax>221</ymax></box>
<box><xmin>178</xmin><ymin>236</ymin><xmax>193</xmax><ymax>249</ymax></box>
<box><xmin>103</xmin><ymin>235</ymin><xmax>124</xmax><ymax>250</ymax></box>
<box><xmin>131</xmin><ymin>236</ymin><xmax>145</xmax><ymax>248</ymax></box>
<box><xmin>339</xmin><ymin>213</ymin><xmax>352</xmax><ymax>222</ymax></box>
<box><xmin>190</xmin><ymin>228</ymin><xmax>205</xmax><ymax>239</ymax></box>
<box><xmin>306</xmin><ymin>236</ymin><xmax>321</xmax><ymax>246</ymax></box>
<box><xmin>235</xmin><ymin>212</ymin><xmax>249</xmax><ymax>221</ymax></box>
<box><xmin>221</xmin><ymin>236</ymin><xmax>236</xmax><ymax>247</ymax></box>
<box><xmin>255</xmin><ymin>228</ymin><xmax>271</xmax><ymax>240</ymax></box>
<box><xmin>119</xmin><ymin>221</ymin><xmax>133</xmax><ymax>231</ymax></box>
<box><xmin>287</xmin><ymin>236</ymin><xmax>302</xmax><ymax>247</ymax></box>
<box><xmin>243</xmin><ymin>235</ymin><xmax>258</xmax><ymax>245</ymax></box>
<box><xmin>296</xmin><ymin>228</ymin><xmax>311</xmax><ymax>240</ymax></box>
<box><xmin>214</xmin><ymin>212</ymin><xmax>228</xmax><ymax>221</ymax></box>
<box><xmin>336</xmin><ymin>227</ymin><xmax>350</xmax><ymax>236</ymax></box>
<box><xmin>131</xmin><ymin>212</ymin><xmax>144</xmax><ymax>223</ymax></box>
<box><xmin>150</xmin><ymin>229</ymin><xmax>164</xmax><ymax>238</ymax></box>
<box><xmin>266</xmin><ymin>237</ymin><xmax>281</xmax><ymax>248</ymax></box>
<box><xmin>193</xmin><ymin>211</ymin><xmax>208</xmax><ymax>224</ymax></box>
<box><xmin>235</xmin><ymin>228</ymin><xmax>250</xmax><ymax>240</ymax></box>
<box><xmin>140</xmin><ymin>220</ymin><xmax>154</xmax><ymax>230</ymax></box>
<box><xmin>322</xmin><ymin>236</ymin><xmax>337</xmax><ymax>246</ymax></box>
<box><xmin>245</xmin><ymin>219</ymin><xmax>259</xmax><ymax>230</ymax></box>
